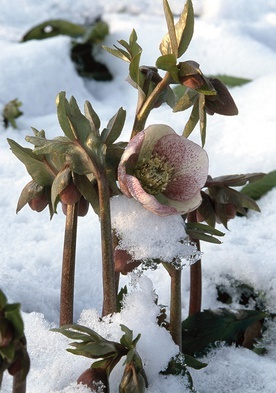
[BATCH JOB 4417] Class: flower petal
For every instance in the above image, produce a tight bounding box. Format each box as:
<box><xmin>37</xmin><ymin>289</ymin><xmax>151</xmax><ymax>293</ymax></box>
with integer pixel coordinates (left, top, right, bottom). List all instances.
<box><xmin>138</xmin><ymin>124</ymin><xmax>175</xmax><ymax>161</ymax></box>
<box><xmin>153</xmin><ymin>133</ymin><xmax>209</xmax><ymax>201</ymax></box>
<box><xmin>121</xmin><ymin>174</ymin><xmax>178</xmax><ymax>216</ymax></box>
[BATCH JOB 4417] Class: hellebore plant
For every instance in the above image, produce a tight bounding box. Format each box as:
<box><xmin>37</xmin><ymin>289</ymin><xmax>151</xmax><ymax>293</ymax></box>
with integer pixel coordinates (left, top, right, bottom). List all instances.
<box><xmin>7</xmin><ymin>0</ymin><xmax>267</xmax><ymax>391</ymax></box>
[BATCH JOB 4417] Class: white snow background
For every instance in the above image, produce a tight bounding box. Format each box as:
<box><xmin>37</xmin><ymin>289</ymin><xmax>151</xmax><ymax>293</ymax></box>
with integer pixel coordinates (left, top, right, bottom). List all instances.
<box><xmin>1</xmin><ymin>0</ymin><xmax>276</xmax><ymax>392</ymax></box>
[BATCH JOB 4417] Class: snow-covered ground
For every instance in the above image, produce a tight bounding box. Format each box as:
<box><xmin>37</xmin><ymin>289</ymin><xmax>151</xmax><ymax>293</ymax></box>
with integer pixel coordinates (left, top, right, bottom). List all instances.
<box><xmin>1</xmin><ymin>1</ymin><xmax>276</xmax><ymax>392</ymax></box>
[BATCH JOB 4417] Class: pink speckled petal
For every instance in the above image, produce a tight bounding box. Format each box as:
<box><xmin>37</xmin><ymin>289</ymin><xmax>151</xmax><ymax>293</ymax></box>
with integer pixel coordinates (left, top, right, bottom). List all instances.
<box><xmin>153</xmin><ymin>134</ymin><xmax>209</xmax><ymax>201</ymax></box>
<box><xmin>121</xmin><ymin>174</ymin><xmax>178</xmax><ymax>216</ymax></box>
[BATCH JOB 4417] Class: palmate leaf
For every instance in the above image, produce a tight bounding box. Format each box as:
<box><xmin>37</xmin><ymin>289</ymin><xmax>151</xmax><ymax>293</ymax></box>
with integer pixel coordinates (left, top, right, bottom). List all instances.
<box><xmin>7</xmin><ymin>138</ymin><xmax>55</xmax><ymax>186</ymax></box>
<box><xmin>182</xmin><ymin>308</ymin><xmax>267</xmax><ymax>356</ymax></box>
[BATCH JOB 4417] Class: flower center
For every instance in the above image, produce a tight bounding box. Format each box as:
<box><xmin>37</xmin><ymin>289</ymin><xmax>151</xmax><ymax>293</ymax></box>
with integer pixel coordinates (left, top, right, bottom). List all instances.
<box><xmin>134</xmin><ymin>154</ymin><xmax>174</xmax><ymax>195</ymax></box>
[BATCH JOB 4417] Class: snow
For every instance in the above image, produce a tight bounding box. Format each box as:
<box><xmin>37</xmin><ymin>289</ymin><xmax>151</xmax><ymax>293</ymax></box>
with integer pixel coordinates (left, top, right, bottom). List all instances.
<box><xmin>0</xmin><ymin>0</ymin><xmax>276</xmax><ymax>392</ymax></box>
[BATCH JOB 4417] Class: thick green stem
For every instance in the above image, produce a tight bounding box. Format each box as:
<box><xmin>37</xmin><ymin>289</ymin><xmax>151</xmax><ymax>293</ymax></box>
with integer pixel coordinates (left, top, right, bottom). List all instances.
<box><xmin>12</xmin><ymin>374</ymin><xmax>26</xmax><ymax>393</ymax></box>
<box><xmin>188</xmin><ymin>211</ymin><xmax>202</xmax><ymax>316</ymax></box>
<box><xmin>60</xmin><ymin>202</ymin><xmax>78</xmax><ymax>326</ymax></box>
<box><xmin>131</xmin><ymin>72</ymin><xmax>171</xmax><ymax>138</ymax></box>
<box><xmin>97</xmin><ymin>175</ymin><xmax>116</xmax><ymax>317</ymax></box>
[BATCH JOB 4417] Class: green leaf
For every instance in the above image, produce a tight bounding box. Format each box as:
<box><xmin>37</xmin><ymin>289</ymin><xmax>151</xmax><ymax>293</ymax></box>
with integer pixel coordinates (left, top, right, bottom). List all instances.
<box><xmin>3</xmin><ymin>303</ymin><xmax>24</xmax><ymax>340</ymax></box>
<box><xmin>0</xmin><ymin>290</ymin><xmax>7</xmax><ymax>309</ymax></box>
<box><xmin>73</xmin><ymin>173</ymin><xmax>99</xmax><ymax>215</ymax></box>
<box><xmin>56</xmin><ymin>92</ymin><xmax>76</xmax><ymax>140</ymax></box>
<box><xmin>16</xmin><ymin>180</ymin><xmax>45</xmax><ymax>213</ymax></box>
<box><xmin>199</xmin><ymin>93</ymin><xmax>207</xmax><ymax>146</ymax></box>
<box><xmin>120</xmin><ymin>325</ymin><xmax>134</xmax><ymax>349</ymax></box>
<box><xmin>22</xmin><ymin>19</ymin><xmax>86</xmax><ymax>41</ymax></box>
<box><xmin>175</xmin><ymin>0</ymin><xmax>194</xmax><ymax>57</ymax></box>
<box><xmin>183</xmin><ymin>98</ymin><xmax>199</xmax><ymax>138</ymax></box>
<box><xmin>103</xmin><ymin>45</ymin><xmax>131</xmax><ymax>62</ymax></box>
<box><xmin>83</xmin><ymin>20</ymin><xmax>109</xmax><ymax>44</ymax></box>
<box><xmin>84</xmin><ymin>100</ymin><xmax>101</xmax><ymax>135</ymax></box>
<box><xmin>173</xmin><ymin>88</ymin><xmax>198</xmax><ymax>113</ymax></box>
<box><xmin>51</xmin><ymin>166</ymin><xmax>71</xmax><ymax>211</ymax></box>
<box><xmin>182</xmin><ymin>308</ymin><xmax>268</xmax><ymax>356</ymax></box>
<box><xmin>7</xmin><ymin>139</ymin><xmax>55</xmax><ymax>186</ymax></box>
<box><xmin>208</xmin><ymin>74</ymin><xmax>251</xmax><ymax>87</ymax></box>
<box><xmin>186</xmin><ymin>222</ymin><xmax>225</xmax><ymax>244</ymax></box>
<box><xmin>156</xmin><ymin>54</ymin><xmax>179</xmax><ymax>82</ymax></box>
<box><xmin>52</xmin><ymin>324</ymin><xmax>111</xmax><ymax>344</ymax></box>
<box><xmin>196</xmin><ymin>191</ymin><xmax>216</xmax><ymax>228</ymax></box>
<box><xmin>160</xmin><ymin>0</ymin><xmax>178</xmax><ymax>56</ymax></box>
<box><xmin>26</xmin><ymin>136</ymin><xmax>95</xmax><ymax>175</ymax></box>
<box><xmin>207</xmin><ymin>173</ymin><xmax>266</xmax><ymax>188</ymax></box>
<box><xmin>101</xmin><ymin>108</ymin><xmax>126</xmax><ymax>145</ymax></box>
<box><xmin>67</xmin><ymin>96</ymin><xmax>93</xmax><ymax>146</ymax></box>
<box><xmin>116</xmin><ymin>286</ymin><xmax>127</xmax><ymax>312</ymax></box>
<box><xmin>209</xmin><ymin>186</ymin><xmax>261</xmax><ymax>212</ymax></box>
<box><xmin>67</xmin><ymin>342</ymin><xmax>116</xmax><ymax>359</ymax></box>
<box><xmin>241</xmin><ymin>170</ymin><xmax>276</xmax><ymax>200</ymax></box>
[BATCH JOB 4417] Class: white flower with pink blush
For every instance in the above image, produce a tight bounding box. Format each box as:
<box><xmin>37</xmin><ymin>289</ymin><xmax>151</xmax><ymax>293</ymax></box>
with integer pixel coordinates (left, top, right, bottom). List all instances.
<box><xmin>118</xmin><ymin>124</ymin><xmax>209</xmax><ymax>216</ymax></box>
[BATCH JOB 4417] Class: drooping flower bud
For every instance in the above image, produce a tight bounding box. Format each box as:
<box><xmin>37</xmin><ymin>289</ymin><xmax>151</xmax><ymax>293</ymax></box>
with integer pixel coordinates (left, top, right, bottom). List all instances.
<box><xmin>77</xmin><ymin>367</ymin><xmax>109</xmax><ymax>393</ymax></box>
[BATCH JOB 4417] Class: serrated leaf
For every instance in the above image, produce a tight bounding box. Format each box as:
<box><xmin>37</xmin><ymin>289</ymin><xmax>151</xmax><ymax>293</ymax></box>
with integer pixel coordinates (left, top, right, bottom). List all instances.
<box><xmin>182</xmin><ymin>308</ymin><xmax>267</xmax><ymax>356</ymax></box>
<box><xmin>101</xmin><ymin>108</ymin><xmax>126</xmax><ymax>145</ymax></box>
<box><xmin>241</xmin><ymin>170</ymin><xmax>276</xmax><ymax>200</ymax></box>
<box><xmin>7</xmin><ymin>139</ymin><xmax>55</xmax><ymax>186</ymax></box>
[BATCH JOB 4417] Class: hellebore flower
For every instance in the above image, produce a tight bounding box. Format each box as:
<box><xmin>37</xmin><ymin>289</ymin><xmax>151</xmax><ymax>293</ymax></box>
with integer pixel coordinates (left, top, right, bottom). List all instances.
<box><xmin>118</xmin><ymin>124</ymin><xmax>209</xmax><ymax>216</ymax></box>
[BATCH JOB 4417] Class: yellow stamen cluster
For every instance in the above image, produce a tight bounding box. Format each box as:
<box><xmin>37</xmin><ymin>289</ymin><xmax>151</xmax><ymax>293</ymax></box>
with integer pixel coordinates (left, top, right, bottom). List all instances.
<box><xmin>134</xmin><ymin>154</ymin><xmax>174</xmax><ymax>195</ymax></box>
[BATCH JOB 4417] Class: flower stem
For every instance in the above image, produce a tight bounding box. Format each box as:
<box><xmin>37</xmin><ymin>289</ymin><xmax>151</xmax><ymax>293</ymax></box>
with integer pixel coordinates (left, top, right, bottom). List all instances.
<box><xmin>131</xmin><ymin>72</ymin><xmax>171</xmax><ymax>138</ymax></box>
<box><xmin>97</xmin><ymin>174</ymin><xmax>116</xmax><ymax>317</ymax></box>
<box><xmin>60</xmin><ymin>202</ymin><xmax>78</xmax><ymax>326</ymax></box>
<box><xmin>163</xmin><ymin>263</ymin><xmax>182</xmax><ymax>350</ymax></box>
<box><xmin>12</xmin><ymin>374</ymin><xmax>26</xmax><ymax>393</ymax></box>
<box><xmin>187</xmin><ymin>211</ymin><xmax>202</xmax><ymax>316</ymax></box>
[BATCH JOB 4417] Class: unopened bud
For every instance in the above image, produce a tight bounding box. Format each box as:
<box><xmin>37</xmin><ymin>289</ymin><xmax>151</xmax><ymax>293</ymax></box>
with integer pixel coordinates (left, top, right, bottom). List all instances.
<box><xmin>77</xmin><ymin>367</ymin><xmax>109</xmax><ymax>393</ymax></box>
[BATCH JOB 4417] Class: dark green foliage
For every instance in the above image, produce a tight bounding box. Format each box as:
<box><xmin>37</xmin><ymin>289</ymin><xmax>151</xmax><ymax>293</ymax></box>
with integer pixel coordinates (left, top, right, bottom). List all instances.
<box><xmin>182</xmin><ymin>308</ymin><xmax>267</xmax><ymax>357</ymax></box>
